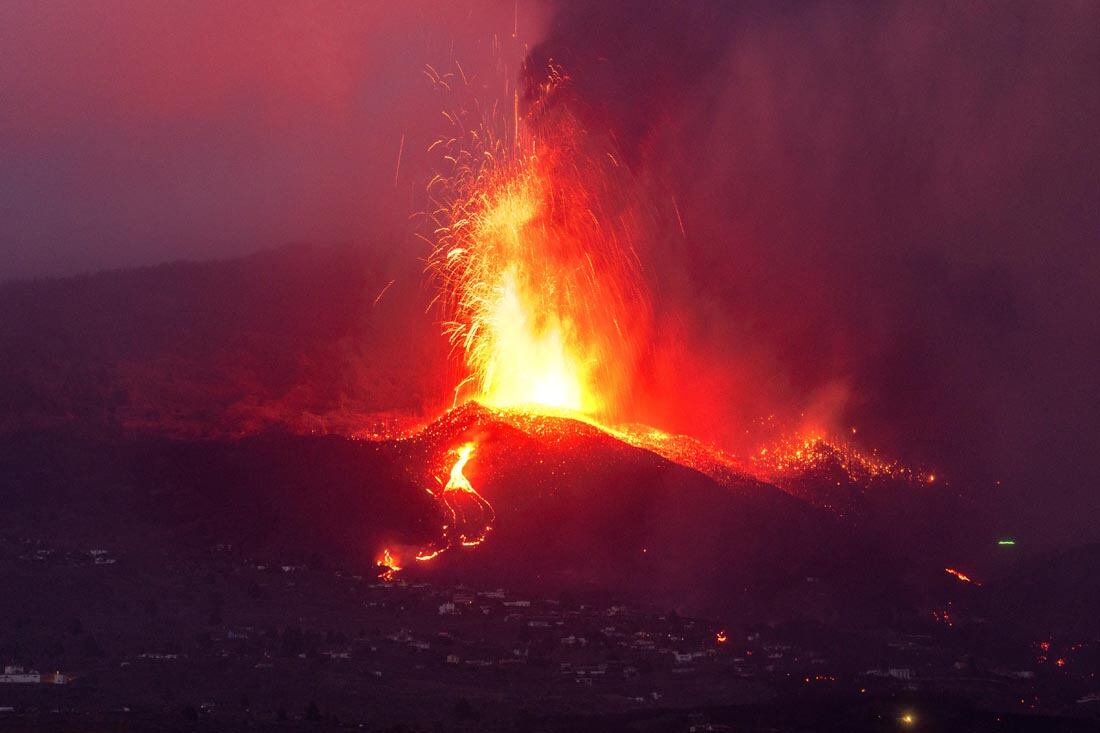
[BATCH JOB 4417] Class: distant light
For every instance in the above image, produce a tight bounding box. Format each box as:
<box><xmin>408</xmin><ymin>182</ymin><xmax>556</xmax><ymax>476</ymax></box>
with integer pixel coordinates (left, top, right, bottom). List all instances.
<box><xmin>899</xmin><ymin>711</ymin><xmax>917</xmax><ymax>726</ymax></box>
<box><xmin>997</xmin><ymin>538</ymin><xmax>1016</xmax><ymax>546</ymax></box>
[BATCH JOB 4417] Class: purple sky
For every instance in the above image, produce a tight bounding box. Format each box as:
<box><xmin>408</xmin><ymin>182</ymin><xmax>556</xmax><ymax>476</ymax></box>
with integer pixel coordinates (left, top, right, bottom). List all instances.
<box><xmin>0</xmin><ymin>0</ymin><xmax>541</xmax><ymax>278</ymax></box>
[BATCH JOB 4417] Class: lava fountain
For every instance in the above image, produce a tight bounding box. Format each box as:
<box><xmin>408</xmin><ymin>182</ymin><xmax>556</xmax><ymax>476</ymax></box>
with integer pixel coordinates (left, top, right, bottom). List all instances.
<box><xmin>426</xmin><ymin>62</ymin><xmax>649</xmax><ymax>419</ymax></box>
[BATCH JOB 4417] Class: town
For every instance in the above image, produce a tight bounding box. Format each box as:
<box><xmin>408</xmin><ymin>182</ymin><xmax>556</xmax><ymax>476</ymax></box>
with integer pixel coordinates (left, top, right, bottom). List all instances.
<box><xmin>1</xmin><ymin>533</ymin><xmax>1097</xmax><ymax>730</ymax></box>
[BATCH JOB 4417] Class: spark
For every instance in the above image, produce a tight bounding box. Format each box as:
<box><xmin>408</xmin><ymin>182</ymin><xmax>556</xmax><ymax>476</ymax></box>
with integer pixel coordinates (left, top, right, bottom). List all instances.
<box><xmin>394</xmin><ymin>133</ymin><xmax>406</xmax><ymax>188</ymax></box>
<box><xmin>378</xmin><ymin>441</ymin><xmax>495</xmax><ymax>577</ymax></box>
<box><xmin>424</xmin><ymin>61</ymin><xmax>647</xmax><ymax>419</ymax></box>
<box><xmin>750</xmin><ymin>431</ymin><xmax>930</xmax><ymax>486</ymax></box>
<box><xmin>373</xmin><ymin>279</ymin><xmax>395</xmax><ymax>307</ymax></box>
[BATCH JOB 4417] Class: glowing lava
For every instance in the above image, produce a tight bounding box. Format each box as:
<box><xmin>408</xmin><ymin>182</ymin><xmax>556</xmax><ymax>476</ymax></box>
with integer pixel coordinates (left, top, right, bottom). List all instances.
<box><xmin>445</xmin><ymin>441</ymin><xmax>477</xmax><ymax>494</ymax></box>
<box><xmin>944</xmin><ymin>567</ymin><xmax>981</xmax><ymax>585</ymax></box>
<box><xmin>751</xmin><ymin>431</ymin><xmax>934</xmax><ymax>485</ymax></box>
<box><xmin>427</xmin><ymin>63</ymin><xmax>646</xmax><ymax>419</ymax></box>
<box><xmin>436</xmin><ymin>441</ymin><xmax>495</xmax><ymax>549</ymax></box>
<box><xmin>380</xmin><ymin>441</ymin><xmax>495</xmax><ymax>581</ymax></box>
<box><xmin>376</xmin><ymin>547</ymin><xmax>401</xmax><ymax>582</ymax></box>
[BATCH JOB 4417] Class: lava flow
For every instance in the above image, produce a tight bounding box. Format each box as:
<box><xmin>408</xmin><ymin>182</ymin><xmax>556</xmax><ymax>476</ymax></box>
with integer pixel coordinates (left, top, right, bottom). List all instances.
<box><xmin>377</xmin><ymin>440</ymin><xmax>494</xmax><ymax>580</ymax></box>
<box><xmin>424</xmin><ymin>441</ymin><xmax>495</xmax><ymax>554</ymax></box>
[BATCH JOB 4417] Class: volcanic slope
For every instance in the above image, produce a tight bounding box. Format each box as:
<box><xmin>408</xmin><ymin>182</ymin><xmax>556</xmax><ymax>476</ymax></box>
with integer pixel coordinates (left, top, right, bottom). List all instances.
<box><xmin>372</xmin><ymin>403</ymin><xmax>912</xmax><ymax>616</ymax></box>
<box><xmin>0</xmin><ymin>403</ymin><xmax>913</xmax><ymax>618</ymax></box>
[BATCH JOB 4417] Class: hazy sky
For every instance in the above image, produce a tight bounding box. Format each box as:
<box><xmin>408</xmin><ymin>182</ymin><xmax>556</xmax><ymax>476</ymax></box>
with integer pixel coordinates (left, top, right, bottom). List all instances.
<box><xmin>524</xmin><ymin>0</ymin><xmax>1100</xmax><ymax>543</ymax></box>
<box><xmin>0</xmin><ymin>0</ymin><xmax>541</xmax><ymax>279</ymax></box>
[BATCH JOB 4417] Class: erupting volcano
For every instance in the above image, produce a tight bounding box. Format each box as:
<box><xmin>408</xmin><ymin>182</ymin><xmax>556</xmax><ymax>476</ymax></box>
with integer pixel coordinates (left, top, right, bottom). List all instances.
<box><xmin>373</xmin><ymin>62</ymin><xmax>931</xmax><ymax>581</ymax></box>
<box><xmin>4</xmin><ymin>3</ymin><xmax>1096</xmax><ymax>728</ymax></box>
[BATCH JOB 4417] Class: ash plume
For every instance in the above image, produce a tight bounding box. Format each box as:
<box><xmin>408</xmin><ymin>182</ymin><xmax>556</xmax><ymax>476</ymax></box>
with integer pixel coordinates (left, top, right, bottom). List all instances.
<box><xmin>523</xmin><ymin>0</ymin><xmax>1100</xmax><ymax>543</ymax></box>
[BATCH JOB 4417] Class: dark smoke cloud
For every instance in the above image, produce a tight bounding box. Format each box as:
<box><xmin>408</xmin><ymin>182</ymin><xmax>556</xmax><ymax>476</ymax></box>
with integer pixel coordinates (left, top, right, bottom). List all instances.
<box><xmin>527</xmin><ymin>0</ymin><xmax>1100</xmax><ymax>543</ymax></box>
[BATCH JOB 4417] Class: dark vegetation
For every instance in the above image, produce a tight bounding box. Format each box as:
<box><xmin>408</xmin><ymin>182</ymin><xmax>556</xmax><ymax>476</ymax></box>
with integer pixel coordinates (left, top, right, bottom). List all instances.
<box><xmin>0</xmin><ymin>244</ymin><xmax>444</xmax><ymax>437</ymax></box>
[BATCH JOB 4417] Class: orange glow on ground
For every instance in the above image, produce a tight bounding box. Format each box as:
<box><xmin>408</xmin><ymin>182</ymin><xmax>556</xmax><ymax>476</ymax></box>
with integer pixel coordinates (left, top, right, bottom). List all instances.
<box><xmin>385</xmin><ymin>441</ymin><xmax>495</xmax><ymax>579</ymax></box>
<box><xmin>376</xmin><ymin>547</ymin><xmax>401</xmax><ymax>582</ymax></box>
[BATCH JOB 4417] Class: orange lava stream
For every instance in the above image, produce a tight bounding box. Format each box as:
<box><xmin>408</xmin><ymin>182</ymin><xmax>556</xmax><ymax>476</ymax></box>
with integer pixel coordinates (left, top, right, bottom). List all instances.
<box><xmin>444</xmin><ymin>442</ymin><xmax>477</xmax><ymax>493</ymax></box>
<box><xmin>378</xmin><ymin>441</ymin><xmax>494</xmax><ymax>581</ymax></box>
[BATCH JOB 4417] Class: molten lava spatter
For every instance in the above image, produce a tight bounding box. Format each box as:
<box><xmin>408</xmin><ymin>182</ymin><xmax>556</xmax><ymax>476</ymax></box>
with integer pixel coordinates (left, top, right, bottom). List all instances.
<box><xmin>426</xmin><ymin>63</ymin><xmax>647</xmax><ymax>419</ymax></box>
<box><xmin>751</xmin><ymin>432</ymin><xmax>934</xmax><ymax>486</ymax></box>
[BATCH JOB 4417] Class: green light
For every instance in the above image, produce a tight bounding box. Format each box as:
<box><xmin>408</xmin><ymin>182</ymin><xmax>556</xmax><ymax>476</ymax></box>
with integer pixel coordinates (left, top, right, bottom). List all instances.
<box><xmin>997</xmin><ymin>539</ymin><xmax>1016</xmax><ymax>546</ymax></box>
